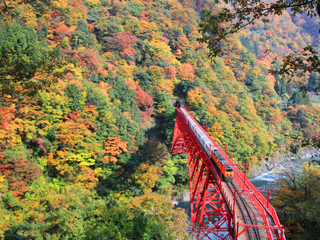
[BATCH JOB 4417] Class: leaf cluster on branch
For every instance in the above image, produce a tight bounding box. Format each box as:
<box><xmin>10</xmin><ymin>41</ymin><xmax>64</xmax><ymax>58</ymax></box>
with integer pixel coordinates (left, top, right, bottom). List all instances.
<box><xmin>198</xmin><ymin>0</ymin><xmax>320</xmax><ymax>81</ymax></box>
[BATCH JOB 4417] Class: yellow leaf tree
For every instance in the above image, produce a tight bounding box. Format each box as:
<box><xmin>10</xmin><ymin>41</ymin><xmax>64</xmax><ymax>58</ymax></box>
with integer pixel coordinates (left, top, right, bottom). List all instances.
<box><xmin>132</xmin><ymin>163</ymin><xmax>160</xmax><ymax>193</ymax></box>
<box><xmin>208</xmin><ymin>123</ymin><xmax>224</xmax><ymax>144</ymax></box>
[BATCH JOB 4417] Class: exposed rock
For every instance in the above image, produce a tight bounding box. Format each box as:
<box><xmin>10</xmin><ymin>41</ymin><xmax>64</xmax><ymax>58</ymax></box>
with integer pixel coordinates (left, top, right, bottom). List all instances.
<box><xmin>249</xmin><ymin>147</ymin><xmax>320</xmax><ymax>178</ymax></box>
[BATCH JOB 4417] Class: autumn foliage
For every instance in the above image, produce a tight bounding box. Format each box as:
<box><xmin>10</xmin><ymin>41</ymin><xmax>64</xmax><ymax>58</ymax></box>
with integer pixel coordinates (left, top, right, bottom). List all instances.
<box><xmin>135</xmin><ymin>86</ymin><xmax>153</xmax><ymax>123</ymax></box>
<box><xmin>102</xmin><ymin>137</ymin><xmax>128</xmax><ymax>164</ymax></box>
<box><xmin>1</xmin><ymin>0</ymin><xmax>320</xmax><ymax>238</ymax></box>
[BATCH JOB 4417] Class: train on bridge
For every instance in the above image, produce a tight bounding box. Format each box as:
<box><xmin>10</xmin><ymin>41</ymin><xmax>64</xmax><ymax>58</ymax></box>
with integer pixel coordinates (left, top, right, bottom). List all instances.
<box><xmin>172</xmin><ymin>101</ymin><xmax>286</xmax><ymax>240</ymax></box>
<box><xmin>177</xmin><ymin>102</ymin><xmax>234</xmax><ymax>181</ymax></box>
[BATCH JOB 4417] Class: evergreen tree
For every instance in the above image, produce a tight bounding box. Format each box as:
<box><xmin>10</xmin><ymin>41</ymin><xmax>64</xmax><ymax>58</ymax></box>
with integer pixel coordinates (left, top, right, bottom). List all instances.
<box><xmin>134</xmin><ymin>71</ymin><xmax>153</xmax><ymax>92</ymax></box>
<box><xmin>274</xmin><ymin>74</ymin><xmax>281</xmax><ymax>95</ymax></box>
<box><xmin>297</xmin><ymin>108</ymin><xmax>306</xmax><ymax>124</ymax></box>
<box><xmin>240</xmin><ymin>35</ymin><xmax>251</xmax><ymax>52</ymax></box>
<box><xmin>0</xmin><ymin>21</ymin><xmax>60</xmax><ymax>96</ymax></box>
<box><xmin>89</xmin><ymin>73</ymin><xmax>100</xmax><ymax>83</ymax></box>
<box><xmin>245</xmin><ymin>72</ymin><xmax>255</xmax><ymax>87</ymax></box>
<box><xmin>253</xmin><ymin>41</ymin><xmax>259</xmax><ymax>55</ymax></box>
<box><xmin>154</xmin><ymin>92</ymin><xmax>176</xmax><ymax>146</ymax></box>
<box><xmin>280</xmin><ymin>76</ymin><xmax>287</xmax><ymax>96</ymax></box>
<box><xmin>307</xmin><ymin>72</ymin><xmax>319</xmax><ymax>92</ymax></box>
<box><xmin>72</xmin><ymin>20</ymin><xmax>98</xmax><ymax>49</ymax></box>
<box><xmin>64</xmin><ymin>83</ymin><xmax>85</xmax><ymax>111</ymax></box>
<box><xmin>301</xmin><ymin>93</ymin><xmax>312</xmax><ymax>106</ymax></box>
<box><xmin>288</xmin><ymin>90</ymin><xmax>312</xmax><ymax>107</ymax></box>
<box><xmin>174</xmin><ymin>80</ymin><xmax>197</xmax><ymax>98</ymax></box>
<box><xmin>286</xmin><ymin>81</ymin><xmax>294</xmax><ymax>96</ymax></box>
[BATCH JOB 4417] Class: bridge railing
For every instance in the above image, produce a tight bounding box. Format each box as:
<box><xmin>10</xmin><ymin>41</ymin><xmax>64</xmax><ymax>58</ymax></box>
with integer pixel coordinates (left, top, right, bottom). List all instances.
<box><xmin>232</xmin><ymin>165</ymin><xmax>285</xmax><ymax>239</ymax></box>
<box><xmin>210</xmin><ymin>136</ymin><xmax>285</xmax><ymax>239</ymax></box>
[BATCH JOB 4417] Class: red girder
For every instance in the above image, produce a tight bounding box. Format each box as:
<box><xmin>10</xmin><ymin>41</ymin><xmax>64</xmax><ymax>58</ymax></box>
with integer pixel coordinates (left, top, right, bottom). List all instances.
<box><xmin>171</xmin><ymin>107</ymin><xmax>286</xmax><ymax>240</ymax></box>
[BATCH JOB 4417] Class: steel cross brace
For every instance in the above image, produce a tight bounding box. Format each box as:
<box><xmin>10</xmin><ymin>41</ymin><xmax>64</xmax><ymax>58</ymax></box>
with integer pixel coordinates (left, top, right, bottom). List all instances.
<box><xmin>186</xmin><ymin>140</ymin><xmax>232</xmax><ymax>239</ymax></box>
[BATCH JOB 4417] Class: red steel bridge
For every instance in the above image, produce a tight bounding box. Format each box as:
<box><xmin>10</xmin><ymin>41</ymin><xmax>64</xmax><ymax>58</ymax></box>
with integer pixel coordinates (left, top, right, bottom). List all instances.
<box><xmin>171</xmin><ymin>104</ymin><xmax>286</xmax><ymax>240</ymax></box>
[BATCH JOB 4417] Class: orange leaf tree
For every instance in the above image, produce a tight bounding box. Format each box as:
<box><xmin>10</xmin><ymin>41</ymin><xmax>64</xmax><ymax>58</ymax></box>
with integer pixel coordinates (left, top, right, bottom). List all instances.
<box><xmin>102</xmin><ymin>137</ymin><xmax>128</xmax><ymax>164</ymax></box>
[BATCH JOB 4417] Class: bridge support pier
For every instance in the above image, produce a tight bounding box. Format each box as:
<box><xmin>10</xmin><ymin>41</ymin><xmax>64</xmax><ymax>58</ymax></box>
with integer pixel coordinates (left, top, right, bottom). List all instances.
<box><xmin>188</xmin><ymin>146</ymin><xmax>233</xmax><ymax>240</ymax></box>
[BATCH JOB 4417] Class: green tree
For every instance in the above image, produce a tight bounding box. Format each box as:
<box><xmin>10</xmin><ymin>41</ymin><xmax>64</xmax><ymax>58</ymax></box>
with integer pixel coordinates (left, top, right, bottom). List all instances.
<box><xmin>274</xmin><ymin>74</ymin><xmax>281</xmax><ymax>95</ymax></box>
<box><xmin>253</xmin><ymin>41</ymin><xmax>259</xmax><ymax>55</ymax></box>
<box><xmin>288</xmin><ymin>90</ymin><xmax>312</xmax><ymax>107</ymax></box>
<box><xmin>96</xmin><ymin>17</ymin><xmax>122</xmax><ymax>42</ymax></box>
<box><xmin>297</xmin><ymin>108</ymin><xmax>306</xmax><ymax>124</ymax></box>
<box><xmin>0</xmin><ymin>0</ymin><xmax>52</xmax><ymax>18</ymax></box>
<box><xmin>239</xmin><ymin>35</ymin><xmax>251</xmax><ymax>52</ymax></box>
<box><xmin>0</xmin><ymin>21</ymin><xmax>61</xmax><ymax>97</ymax></box>
<box><xmin>72</xmin><ymin>20</ymin><xmax>98</xmax><ymax>49</ymax></box>
<box><xmin>134</xmin><ymin>71</ymin><xmax>153</xmax><ymax>92</ymax></box>
<box><xmin>84</xmin><ymin>203</ymin><xmax>174</xmax><ymax>240</ymax></box>
<box><xmin>174</xmin><ymin>80</ymin><xmax>198</xmax><ymax>98</ymax></box>
<box><xmin>3</xmin><ymin>184</ymin><xmax>106</xmax><ymax>239</ymax></box>
<box><xmin>286</xmin><ymin>81</ymin><xmax>294</xmax><ymax>96</ymax></box>
<box><xmin>154</xmin><ymin>92</ymin><xmax>176</xmax><ymax>146</ymax></box>
<box><xmin>64</xmin><ymin>83</ymin><xmax>86</xmax><ymax>111</ymax></box>
<box><xmin>307</xmin><ymin>72</ymin><xmax>319</xmax><ymax>92</ymax></box>
<box><xmin>280</xmin><ymin>76</ymin><xmax>287</xmax><ymax>96</ymax></box>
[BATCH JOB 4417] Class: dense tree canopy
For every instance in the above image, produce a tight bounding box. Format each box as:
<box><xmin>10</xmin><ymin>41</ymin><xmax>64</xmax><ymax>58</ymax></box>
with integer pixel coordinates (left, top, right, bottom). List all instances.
<box><xmin>1</xmin><ymin>0</ymin><xmax>320</xmax><ymax>238</ymax></box>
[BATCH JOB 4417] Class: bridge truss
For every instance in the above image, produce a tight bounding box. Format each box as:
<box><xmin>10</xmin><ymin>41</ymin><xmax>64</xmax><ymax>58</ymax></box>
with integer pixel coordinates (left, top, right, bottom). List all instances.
<box><xmin>171</xmin><ymin>106</ymin><xmax>286</xmax><ymax>240</ymax></box>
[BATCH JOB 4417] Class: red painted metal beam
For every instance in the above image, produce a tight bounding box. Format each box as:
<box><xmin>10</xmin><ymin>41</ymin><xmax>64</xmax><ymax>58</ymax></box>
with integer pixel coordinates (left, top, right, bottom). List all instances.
<box><xmin>172</xmin><ymin>107</ymin><xmax>234</xmax><ymax>239</ymax></box>
<box><xmin>171</xmin><ymin>106</ymin><xmax>286</xmax><ymax>240</ymax></box>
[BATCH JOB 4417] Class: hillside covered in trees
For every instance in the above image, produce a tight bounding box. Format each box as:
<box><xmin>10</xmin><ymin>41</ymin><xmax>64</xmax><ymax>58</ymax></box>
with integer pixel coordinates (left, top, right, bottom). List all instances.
<box><xmin>1</xmin><ymin>0</ymin><xmax>320</xmax><ymax>238</ymax></box>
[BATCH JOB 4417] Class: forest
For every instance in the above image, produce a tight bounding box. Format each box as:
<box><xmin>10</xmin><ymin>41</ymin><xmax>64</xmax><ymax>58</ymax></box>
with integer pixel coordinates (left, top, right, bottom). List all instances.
<box><xmin>0</xmin><ymin>0</ymin><xmax>320</xmax><ymax>239</ymax></box>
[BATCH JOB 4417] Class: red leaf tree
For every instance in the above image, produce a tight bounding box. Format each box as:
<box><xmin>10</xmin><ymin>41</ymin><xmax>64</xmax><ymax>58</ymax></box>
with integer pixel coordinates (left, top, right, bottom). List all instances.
<box><xmin>135</xmin><ymin>86</ymin><xmax>153</xmax><ymax>123</ymax></box>
<box><xmin>0</xmin><ymin>155</ymin><xmax>42</xmax><ymax>196</ymax></box>
<box><xmin>104</xmin><ymin>32</ymin><xmax>137</xmax><ymax>58</ymax></box>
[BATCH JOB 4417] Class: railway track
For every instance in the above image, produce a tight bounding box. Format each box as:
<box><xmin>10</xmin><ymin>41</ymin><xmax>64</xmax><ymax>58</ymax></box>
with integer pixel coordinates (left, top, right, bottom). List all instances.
<box><xmin>226</xmin><ymin>180</ymin><xmax>261</xmax><ymax>240</ymax></box>
<box><xmin>233</xmin><ymin>170</ymin><xmax>280</xmax><ymax>240</ymax></box>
